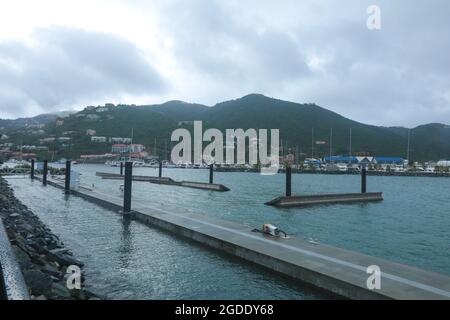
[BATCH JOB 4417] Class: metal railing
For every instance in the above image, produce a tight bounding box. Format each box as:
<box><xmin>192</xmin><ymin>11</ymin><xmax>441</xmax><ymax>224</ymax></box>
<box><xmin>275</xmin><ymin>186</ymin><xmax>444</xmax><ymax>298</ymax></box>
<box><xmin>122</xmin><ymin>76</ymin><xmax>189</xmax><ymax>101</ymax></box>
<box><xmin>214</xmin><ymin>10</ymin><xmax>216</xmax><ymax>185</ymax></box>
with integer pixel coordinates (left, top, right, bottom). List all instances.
<box><xmin>0</xmin><ymin>218</ymin><xmax>30</xmax><ymax>300</ymax></box>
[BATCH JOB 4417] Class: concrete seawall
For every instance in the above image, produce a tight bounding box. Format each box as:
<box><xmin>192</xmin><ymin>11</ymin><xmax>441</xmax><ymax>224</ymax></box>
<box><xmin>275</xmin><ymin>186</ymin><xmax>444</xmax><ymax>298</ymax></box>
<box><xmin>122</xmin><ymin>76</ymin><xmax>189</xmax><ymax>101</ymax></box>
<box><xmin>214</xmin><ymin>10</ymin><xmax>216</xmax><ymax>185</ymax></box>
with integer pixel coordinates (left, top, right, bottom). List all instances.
<box><xmin>38</xmin><ymin>176</ymin><xmax>450</xmax><ymax>300</ymax></box>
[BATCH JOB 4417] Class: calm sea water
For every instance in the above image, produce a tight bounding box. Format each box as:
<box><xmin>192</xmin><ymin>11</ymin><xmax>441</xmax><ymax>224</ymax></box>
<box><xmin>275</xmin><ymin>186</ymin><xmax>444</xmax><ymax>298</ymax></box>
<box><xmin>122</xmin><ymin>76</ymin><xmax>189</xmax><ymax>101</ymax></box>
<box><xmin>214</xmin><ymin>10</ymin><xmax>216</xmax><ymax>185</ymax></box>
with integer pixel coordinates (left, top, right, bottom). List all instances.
<box><xmin>7</xmin><ymin>164</ymin><xmax>450</xmax><ymax>298</ymax></box>
<box><xmin>7</xmin><ymin>176</ymin><xmax>326</xmax><ymax>299</ymax></box>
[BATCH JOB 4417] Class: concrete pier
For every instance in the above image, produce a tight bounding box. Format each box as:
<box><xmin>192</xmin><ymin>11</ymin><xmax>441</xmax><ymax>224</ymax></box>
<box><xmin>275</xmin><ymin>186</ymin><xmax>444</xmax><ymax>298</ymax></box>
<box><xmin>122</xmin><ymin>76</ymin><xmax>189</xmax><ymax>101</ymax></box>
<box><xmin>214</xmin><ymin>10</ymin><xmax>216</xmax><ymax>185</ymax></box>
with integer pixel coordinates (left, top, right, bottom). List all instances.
<box><xmin>95</xmin><ymin>172</ymin><xmax>230</xmax><ymax>192</ymax></box>
<box><xmin>38</xmin><ymin>176</ymin><xmax>450</xmax><ymax>300</ymax></box>
<box><xmin>266</xmin><ymin>192</ymin><xmax>383</xmax><ymax>207</ymax></box>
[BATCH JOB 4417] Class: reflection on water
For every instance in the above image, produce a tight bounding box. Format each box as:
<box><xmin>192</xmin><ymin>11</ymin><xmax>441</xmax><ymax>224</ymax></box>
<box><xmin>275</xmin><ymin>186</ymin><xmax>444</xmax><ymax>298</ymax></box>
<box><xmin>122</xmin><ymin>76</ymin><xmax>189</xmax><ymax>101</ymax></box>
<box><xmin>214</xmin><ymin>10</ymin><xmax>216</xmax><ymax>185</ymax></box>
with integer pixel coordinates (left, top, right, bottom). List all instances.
<box><xmin>8</xmin><ymin>178</ymin><xmax>327</xmax><ymax>300</ymax></box>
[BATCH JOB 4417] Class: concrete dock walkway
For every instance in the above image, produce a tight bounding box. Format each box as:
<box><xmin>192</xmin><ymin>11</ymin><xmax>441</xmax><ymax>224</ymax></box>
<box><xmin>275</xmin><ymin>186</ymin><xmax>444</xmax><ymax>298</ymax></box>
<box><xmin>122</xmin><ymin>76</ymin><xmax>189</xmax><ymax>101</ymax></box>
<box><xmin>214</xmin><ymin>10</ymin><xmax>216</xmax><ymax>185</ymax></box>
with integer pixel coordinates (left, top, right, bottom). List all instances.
<box><xmin>96</xmin><ymin>172</ymin><xmax>230</xmax><ymax>192</ymax></box>
<box><xmin>266</xmin><ymin>192</ymin><xmax>383</xmax><ymax>207</ymax></box>
<box><xmin>39</xmin><ymin>176</ymin><xmax>450</xmax><ymax>300</ymax></box>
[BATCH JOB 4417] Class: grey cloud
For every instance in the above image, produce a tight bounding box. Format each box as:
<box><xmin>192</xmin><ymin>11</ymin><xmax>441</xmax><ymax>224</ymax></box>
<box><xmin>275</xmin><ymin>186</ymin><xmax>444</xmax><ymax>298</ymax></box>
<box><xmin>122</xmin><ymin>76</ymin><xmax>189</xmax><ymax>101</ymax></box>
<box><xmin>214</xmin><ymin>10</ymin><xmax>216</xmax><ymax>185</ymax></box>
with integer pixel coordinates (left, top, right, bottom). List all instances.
<box><xmin>147</xmin><ymin>0</ymin><xmax>450</xmax><ymax>126</ymax></box>
<box><xmin>2</xmin><ymin>1</ymin><xmax>450</xmax><ymax>127</ymax></box>
<box><xmin>0</xmin><ymin>26</ymin><xmax>166</xmax><ymax>118</ymax></box>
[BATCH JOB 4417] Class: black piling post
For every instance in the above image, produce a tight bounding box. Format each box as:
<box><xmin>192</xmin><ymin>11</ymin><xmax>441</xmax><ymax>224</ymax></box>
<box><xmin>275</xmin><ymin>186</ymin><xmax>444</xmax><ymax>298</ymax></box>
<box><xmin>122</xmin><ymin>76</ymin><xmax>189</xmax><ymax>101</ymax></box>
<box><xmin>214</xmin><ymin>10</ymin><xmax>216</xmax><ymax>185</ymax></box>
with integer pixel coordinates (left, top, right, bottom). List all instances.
<box><xmin>159</xmin><ymin>161</ymin><xmax>162</xmax><ymax>178</ymax></box>
<box><xmin>209</xmin><ymin>164</ymin><xmax>214</xmax><ymax>184</ymax></box>
<box><xmin>123</xmin><ymin>162</ymin><xmax>132</xmax><ymax>213</ymax></box>
<box><xmin>30</xmin><ymin>159</ymin><xmax>35</xmax><ymax>180</ymax></box>
<box><xmin>65</xmin><ymin>160</ymin><xmax>71</xmax><ymax>194</ymax></box>
<box><xmin>43</xmin><ymin>160</ymin><xmax>48</xmax><ymax>186</ymax></box>
<box><xmin>286</xmin><ymin>166</ymin><xmax>292</xmax><ymax>197</ymax></box>
<box><xmin>361</xmin><ymin>167</ymin><xmax>367</xmax><ymax>193</ymax></box>
<box><xmin>120</xmin><ymin>162</ymin><xmax>123</xmax><ymax>176</ymax></box>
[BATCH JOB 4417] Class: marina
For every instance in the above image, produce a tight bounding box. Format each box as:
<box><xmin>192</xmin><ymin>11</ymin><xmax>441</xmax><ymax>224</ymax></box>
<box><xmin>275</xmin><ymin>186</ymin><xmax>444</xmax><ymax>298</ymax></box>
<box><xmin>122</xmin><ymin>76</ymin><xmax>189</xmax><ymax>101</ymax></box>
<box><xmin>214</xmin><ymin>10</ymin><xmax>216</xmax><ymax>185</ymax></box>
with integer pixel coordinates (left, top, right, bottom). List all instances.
<box><xmin>28</xmin><ymin>169</ymin><xmax>450</xmax><ymax>299</ymax></box>
<box><xmin>2</xmin><ymin>162</ymin><xmax>449</xmax><ymax>300</ymax></box>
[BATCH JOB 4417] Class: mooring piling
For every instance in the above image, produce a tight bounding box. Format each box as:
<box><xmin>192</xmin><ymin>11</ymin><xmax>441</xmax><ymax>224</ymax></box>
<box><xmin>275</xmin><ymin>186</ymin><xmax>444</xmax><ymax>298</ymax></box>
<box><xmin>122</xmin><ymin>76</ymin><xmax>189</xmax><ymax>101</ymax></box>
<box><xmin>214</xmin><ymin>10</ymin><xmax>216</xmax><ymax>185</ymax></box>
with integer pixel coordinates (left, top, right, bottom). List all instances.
<box><xmin>123</xmin><ymin>162</ymin><xmax>133</xmax><ymax>213</ymax></box>
<box><xmin>30</xmin><ymin>159</ymin><xmax>35</xmax><ymax>180</ymax></box>
<box><xmin>159</xmin><ymin>161</ymin><xmax>163</xmax><ymax>178</ymax></box>
<box><xmin>209</xmin><ymin>164</ymin><xmax>214</xmax><ymax>184</ymax></box>
<box><xmin>42</xmin><ymin>160</ymin><xmax>48</xmax><ymax>186</ymax></box>
<box><xmin>361</xmin><ymin>167</ymin><xmax>367</xmax><ymax>193</ymax></box>
<box><xmin>120</xmin><ymin>162</ymin><xmax>123</xmax><ymax>176</ymax></box>
<box><xmin>286</xmin><ymin>166</ymin><xmax>292</xmax><ymax>197</ymax></box>
<box><xmin>65</xmin><ymin>160</ymin><xmax>71</xmax><ymax>194</ymax></box>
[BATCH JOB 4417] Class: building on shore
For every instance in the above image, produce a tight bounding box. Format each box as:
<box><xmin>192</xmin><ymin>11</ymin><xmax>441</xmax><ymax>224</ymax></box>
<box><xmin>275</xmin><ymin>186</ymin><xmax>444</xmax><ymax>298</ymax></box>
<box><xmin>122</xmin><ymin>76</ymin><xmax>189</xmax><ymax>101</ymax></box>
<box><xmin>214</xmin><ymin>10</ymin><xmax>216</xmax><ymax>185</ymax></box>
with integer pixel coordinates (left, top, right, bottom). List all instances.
<box><xmin>437</xmin><ymin>160</ymin><xmax>450</xmax><ymax>167</ymax></box>
<box><xmin>111</xmin><ymin>144</ymin><xmax>130</xmax><ymax>154</ymax></box>
<box><xmin>91</xmin><ymin>136</ymin><xmax>107</xmax><ymax>143</ymax></box>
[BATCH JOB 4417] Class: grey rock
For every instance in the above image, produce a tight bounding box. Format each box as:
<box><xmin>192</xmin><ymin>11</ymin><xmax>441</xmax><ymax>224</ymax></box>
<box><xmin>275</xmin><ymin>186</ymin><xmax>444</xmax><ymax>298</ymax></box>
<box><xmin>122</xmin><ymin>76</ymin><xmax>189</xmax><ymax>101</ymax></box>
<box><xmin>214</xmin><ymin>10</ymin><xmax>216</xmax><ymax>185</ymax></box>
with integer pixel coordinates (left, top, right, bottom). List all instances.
<box><xmin>12</xmin><ymin>245</ymin><xmax>32</xmax><ymax>270</ymax></box>
<box><xmin>24</xmin><ymin>269</ymin><xmax>53</xmax><ymax>296</ymax></box>
<box><xmin>51</xmin><ymin>282</ymin><xmax>72</xmax><ymax>299</ymax></box>
<box><xmin>40</xmin><ymin>264</ymin><xmax>61</xmax><ymax>278</ymax></box>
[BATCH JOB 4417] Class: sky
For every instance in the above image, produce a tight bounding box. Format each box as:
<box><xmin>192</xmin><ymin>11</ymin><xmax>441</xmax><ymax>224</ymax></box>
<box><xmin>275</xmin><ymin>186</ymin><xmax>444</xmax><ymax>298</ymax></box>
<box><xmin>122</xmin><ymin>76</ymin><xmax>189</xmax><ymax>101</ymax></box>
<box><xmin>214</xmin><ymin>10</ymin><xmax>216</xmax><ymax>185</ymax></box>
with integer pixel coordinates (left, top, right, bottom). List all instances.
<box><xmin>0</xmin><ymin>0</ymin><xmax>449</xmax><ymax>127</ymax></box>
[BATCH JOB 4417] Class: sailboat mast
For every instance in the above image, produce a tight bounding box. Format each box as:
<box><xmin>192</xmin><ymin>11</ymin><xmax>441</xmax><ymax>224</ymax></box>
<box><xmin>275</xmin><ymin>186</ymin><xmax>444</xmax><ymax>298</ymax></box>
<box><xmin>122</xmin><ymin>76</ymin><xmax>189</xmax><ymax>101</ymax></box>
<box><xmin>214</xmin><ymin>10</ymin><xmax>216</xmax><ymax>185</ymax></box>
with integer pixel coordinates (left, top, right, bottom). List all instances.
<box><xmin>329</xmin><ymin>128</ymin><xmax>333</xmax><ymax>160</ymax></box>
<box><xmin>406</xmin><ymin>129</ymin><xmax>411</xmax><ymax>165</ymax></box>
<box><xmin>349</xmin><ymin>128</ymin><xmax>352</xmax><ymax>164</ymax></box>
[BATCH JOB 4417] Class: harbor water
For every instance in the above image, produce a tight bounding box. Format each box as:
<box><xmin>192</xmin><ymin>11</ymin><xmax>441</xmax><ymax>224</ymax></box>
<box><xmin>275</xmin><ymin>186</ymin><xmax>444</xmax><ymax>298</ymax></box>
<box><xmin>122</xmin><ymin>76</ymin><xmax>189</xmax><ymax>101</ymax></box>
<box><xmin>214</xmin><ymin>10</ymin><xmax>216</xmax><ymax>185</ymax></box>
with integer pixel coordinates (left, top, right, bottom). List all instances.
<box><xmin>7</xmin><ymin>164</ymin><xmax>450</xmax><ymax>298</ymax></box>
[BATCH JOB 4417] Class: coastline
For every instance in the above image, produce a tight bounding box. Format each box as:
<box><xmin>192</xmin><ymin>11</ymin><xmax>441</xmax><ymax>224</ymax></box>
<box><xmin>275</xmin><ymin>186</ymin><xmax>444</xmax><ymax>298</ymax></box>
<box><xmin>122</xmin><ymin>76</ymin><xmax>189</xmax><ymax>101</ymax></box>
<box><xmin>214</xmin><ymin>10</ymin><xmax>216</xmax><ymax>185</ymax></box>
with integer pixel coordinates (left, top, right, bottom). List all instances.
<box><xmin>0</xmin><ymin>177</ymin><xmax>98</xmax><ymax>300</ymax></box>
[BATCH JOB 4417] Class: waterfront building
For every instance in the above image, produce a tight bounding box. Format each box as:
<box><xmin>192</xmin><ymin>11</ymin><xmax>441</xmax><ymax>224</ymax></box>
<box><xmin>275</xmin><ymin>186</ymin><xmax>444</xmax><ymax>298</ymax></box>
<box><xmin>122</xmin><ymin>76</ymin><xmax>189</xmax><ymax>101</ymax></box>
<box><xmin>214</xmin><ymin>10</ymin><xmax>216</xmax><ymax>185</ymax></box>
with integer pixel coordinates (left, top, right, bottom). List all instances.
<box><xmin>111</xmin><ymin>144</ymin><xmax>130</xmax><ymax>154</ymax></box>
<box><xmin>91</xmin><ymin>136</ymin><xmax>107</xmax><ymax>143</ymax></box>
<box><xmin>437</xmin><ymin>160</ymin><xmax>450</xmax><ymax>167</ymax></box>
<box><xmin>373</xmin><ymin>157</ymin><xmax>404</xmax><ymax>165</ymax></box>
<box><xmin>86</xmin><ymin>129</ymin><xmax>97</xmax><ymax>136</ymax></box>
<box><xmin>129</xmin><ymin>144</ymin><xmax>145</xmax><ymax>153</ymax></box>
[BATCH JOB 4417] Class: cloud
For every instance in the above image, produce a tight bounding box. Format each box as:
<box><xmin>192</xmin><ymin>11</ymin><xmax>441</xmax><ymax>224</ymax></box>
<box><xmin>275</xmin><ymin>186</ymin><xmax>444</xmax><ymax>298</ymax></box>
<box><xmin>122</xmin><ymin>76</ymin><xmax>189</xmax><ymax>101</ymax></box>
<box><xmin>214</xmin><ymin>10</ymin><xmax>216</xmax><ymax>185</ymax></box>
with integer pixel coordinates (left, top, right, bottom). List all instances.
<box><xmin>144</xmin><ymin>0</ymin><xmax>450</xmax><ymax>126</ymax></box>
<box><xmin>0</xmin><ymin>26</ymin><xmax>166</xmax><ymax>118</ymax></box>
<box><xmin>1</xmin><ymin>0</ymin><xmax>450</xmax><ymax>126</ymax></box>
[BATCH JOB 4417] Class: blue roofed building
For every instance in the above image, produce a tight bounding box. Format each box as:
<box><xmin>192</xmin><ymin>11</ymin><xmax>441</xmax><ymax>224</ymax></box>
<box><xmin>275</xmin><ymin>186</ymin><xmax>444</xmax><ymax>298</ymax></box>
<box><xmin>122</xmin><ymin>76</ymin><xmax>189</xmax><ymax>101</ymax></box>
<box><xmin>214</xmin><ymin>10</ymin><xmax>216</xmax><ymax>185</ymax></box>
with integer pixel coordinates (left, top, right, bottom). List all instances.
<box><xmin>323</xmin><ymin>156</ymin><xmax>359</xmax><ymax>164</ymax></box>
<box><xmin>373</xmin><ymin>157</ymin><xmax>404</xmax><ymax>165</ymax></box>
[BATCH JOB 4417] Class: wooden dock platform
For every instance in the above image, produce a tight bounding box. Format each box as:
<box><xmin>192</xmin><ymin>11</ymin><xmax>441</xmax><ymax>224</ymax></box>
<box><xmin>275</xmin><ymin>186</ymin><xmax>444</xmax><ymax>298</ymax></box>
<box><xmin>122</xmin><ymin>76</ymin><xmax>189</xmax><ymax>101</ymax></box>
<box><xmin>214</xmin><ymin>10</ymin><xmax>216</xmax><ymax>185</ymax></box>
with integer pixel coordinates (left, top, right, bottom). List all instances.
<box><xmin>35</xmin><ymin>175</ymin><xmax>450</xmax><ymax>300</ymax></box>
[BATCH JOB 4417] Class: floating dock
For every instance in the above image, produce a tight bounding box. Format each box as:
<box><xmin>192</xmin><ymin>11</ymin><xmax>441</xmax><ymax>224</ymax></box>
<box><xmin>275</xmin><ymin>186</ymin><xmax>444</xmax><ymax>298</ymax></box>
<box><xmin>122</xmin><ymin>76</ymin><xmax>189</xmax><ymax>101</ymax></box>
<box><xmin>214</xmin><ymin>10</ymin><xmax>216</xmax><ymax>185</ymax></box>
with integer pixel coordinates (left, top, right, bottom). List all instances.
<box><xmin>266</xmin><ymin>192</ymin><xmax>383</xmax><ymax>207</ymax></box>
<box><xmin>95</xmin><ymin>172</ymin><xmax>230</xmax><ymax>192</ymax></box>
<box><xmin>267</xmin><ymin>167</ymin><xmax>383</xmax><ymax>208</ymax></box>
<box><xmin>36</xmin><ymin>175</ymin><xmax>450</xmax><ymax>300</ymax></box>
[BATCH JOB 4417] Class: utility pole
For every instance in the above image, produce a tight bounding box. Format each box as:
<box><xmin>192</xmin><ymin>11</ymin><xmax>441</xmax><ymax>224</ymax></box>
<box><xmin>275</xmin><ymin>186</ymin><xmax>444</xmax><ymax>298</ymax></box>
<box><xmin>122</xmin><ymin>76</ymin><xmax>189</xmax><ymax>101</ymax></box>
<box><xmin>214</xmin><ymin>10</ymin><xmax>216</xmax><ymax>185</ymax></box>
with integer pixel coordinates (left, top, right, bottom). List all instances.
<box><xmin>349</xmin><ymin>128</ymin><xmax>352</xmax><ymax>164</ymax></box>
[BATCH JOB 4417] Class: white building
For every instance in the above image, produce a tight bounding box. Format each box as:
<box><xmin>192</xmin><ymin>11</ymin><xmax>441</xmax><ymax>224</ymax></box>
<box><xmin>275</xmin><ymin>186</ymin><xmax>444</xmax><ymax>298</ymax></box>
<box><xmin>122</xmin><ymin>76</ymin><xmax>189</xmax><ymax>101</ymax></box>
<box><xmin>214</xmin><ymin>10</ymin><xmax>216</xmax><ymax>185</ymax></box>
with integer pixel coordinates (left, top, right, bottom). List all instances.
<box><xmin>109</xmin><ymin>137</ymin><xmax>132</xmax><ymax>144</ymax></box>
<box><xmin>129</xmin><ymin>144</ymin><xmax>145</xmax><ymax>153</ymax></box>
<box><xmin>86</xmin><ymin>129</ymin><xmax>97</xmax><ymax>136</ymax></box>
<box><xmin>437</xmin><ymin>160</ymin><xmax>450</xmax><ymax>167</ymax></box>
<box><xmin>91</xmin><ymin>136</ymin><xmax>107</xmax><ymax>143</ymax></box>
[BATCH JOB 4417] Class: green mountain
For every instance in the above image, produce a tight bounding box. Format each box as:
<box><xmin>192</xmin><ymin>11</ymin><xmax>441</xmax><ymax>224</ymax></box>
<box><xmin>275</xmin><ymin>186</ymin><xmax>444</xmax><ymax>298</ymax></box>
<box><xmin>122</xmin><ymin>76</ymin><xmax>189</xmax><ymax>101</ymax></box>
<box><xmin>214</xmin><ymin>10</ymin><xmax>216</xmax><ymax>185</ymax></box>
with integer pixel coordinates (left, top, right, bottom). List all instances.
<box><xmin>3</xmin><ymin>94</ymin><xmax>450</xmax><ymax>162</ymax></box>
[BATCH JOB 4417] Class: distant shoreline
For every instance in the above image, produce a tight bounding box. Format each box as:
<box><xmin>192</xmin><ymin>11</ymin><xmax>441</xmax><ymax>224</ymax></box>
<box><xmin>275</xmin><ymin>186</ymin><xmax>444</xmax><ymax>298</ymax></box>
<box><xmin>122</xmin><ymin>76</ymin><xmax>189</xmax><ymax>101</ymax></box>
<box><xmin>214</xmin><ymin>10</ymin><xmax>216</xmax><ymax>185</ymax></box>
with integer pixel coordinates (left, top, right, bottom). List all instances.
<box><xmin>73</xmin><ymin>161</ymin><xmax>450</xmax><ymax>178</ymax></box>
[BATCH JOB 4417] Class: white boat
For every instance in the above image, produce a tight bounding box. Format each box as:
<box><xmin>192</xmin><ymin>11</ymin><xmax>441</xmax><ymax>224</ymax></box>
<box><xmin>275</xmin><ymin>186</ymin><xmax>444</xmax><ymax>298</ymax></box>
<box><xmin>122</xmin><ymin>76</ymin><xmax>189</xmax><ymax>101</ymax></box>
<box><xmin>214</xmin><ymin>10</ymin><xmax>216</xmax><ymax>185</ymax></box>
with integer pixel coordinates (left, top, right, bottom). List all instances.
<box><xmin>106</xmin><ymin>160</ymin><xmax>146</xmax><ymax>167</ymax></box>
<box><xmin>0</xmin><ymin>159</ymin><xmax>29</xmax><ymax>169</ymax></box>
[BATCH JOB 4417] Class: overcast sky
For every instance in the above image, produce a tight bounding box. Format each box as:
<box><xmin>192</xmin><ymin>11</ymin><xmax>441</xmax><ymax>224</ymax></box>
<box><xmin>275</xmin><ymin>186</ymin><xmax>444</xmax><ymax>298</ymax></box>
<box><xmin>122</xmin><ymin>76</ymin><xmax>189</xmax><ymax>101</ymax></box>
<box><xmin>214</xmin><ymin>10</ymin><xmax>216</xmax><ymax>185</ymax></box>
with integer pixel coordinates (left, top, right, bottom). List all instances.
<box><xmin>0</xmin><ymin>0</ymin><xmax>449</xmax><ymax>127</ymax></box>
